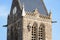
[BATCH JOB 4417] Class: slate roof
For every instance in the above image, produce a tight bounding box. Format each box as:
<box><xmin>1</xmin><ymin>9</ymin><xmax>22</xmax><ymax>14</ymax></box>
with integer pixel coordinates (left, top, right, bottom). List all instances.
<box><xmin>19</xmin><ymin>0</ymin><xmax>48</xmax><ymax>16</ymax></box>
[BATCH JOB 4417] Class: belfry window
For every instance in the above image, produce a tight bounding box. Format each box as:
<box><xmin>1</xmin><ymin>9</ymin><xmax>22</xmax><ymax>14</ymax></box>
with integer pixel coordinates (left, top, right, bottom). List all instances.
<box><xmin>32</xmin><ymin>22</ymin><xmax>38</xmax><ymax>40</ymax></box>
<box><xmin>39</xmin><ymin>23</ymin><xmax>45</xmax><ymax>40</ymax></box>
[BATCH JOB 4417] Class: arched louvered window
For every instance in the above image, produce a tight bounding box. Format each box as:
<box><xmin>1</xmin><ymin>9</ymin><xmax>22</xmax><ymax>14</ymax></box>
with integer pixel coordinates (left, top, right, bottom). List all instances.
<box><xmin>39</xmin><ymin>23</ymin><xmax>45</xmax><ymax>40</ymax></box>
<box><xmin>32</xmin><ymin>22</ymin><xmax>38</xmax><ymax>40</ymax></box>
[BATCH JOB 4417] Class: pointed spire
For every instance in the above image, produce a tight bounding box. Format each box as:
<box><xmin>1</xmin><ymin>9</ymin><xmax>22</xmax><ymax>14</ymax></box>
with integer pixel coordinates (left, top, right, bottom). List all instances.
<box><xmin>34</xmin><ymin>8</ymin><xmax>39</xmax><ymax>14</ymax></box>
<box><xmin>49</xmin><ymin>9</ymin><xmax>52</xmax><ymax>19</ymax></box>
<box><xmin>22</xmin><ymin>3</ymin><xmax>26</xmax><ymax>16</ymax></box>
<box><xmin>35</xmin><ymin>8</ymin><xmax>38</xmax><ymax>12</ymax></box>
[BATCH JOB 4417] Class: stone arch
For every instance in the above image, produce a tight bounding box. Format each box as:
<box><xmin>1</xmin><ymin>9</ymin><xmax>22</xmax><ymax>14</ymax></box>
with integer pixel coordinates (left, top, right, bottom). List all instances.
<box><xmin>32</xmin><ymin>22</ymin><xmax>38</xmax><ymax>40</ymax></box>
<box><xmin>39</xmin><ymin>23</ymin><xmax>45</xmax><ymax>40</ymax></box>
<box><xmin>27</xmin><ymin>23</ymin><xmax>31</xmax><ymax>31</ymax></box>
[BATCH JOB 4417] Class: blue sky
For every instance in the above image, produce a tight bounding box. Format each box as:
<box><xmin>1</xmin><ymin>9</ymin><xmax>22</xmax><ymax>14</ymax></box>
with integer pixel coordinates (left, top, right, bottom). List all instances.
<box><xmin>0</xmin><ymin>0</ymin><xmax>60</xmax><ymax>40</ymax></box>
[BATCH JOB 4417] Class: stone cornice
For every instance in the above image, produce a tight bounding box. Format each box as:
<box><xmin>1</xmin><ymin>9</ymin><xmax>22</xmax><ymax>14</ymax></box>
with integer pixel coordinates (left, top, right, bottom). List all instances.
<box><xmin>25</xmin><ymin>11</ymin><xmax>51</xmax><ymax>19</ymax></box>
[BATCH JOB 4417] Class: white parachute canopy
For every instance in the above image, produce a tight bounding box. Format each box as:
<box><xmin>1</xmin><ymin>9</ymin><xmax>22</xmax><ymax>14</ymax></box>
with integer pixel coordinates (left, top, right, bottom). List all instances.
<box><xmin>22</xmin><ymin>4</ymin><xmax>26</xmax><ymax>16</ymax></box>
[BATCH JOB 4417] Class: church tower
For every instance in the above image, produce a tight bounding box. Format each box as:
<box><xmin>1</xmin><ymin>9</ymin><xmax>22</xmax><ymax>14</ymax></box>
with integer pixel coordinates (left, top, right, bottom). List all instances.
<box><xmin>7</xmin><ymin>0</ymin><xmax>52</xmax><ymax>40</ymax></box>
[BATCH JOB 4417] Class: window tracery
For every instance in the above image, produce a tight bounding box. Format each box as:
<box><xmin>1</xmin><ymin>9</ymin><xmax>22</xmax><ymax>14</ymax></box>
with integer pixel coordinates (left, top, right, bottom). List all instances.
<box><xmin>27</xmin><ymin>23</ymin><xmax>31</xmax><ymax>31</ymax></box>
<box><xmin>32</xmin><ymin>22</ymin><xmax>38</xmax><ymax>40</ymax></box>
<box><xmin>39</xmin><ymin>23</ymin><xmax>45</xmax><ymax>40</ymax></box>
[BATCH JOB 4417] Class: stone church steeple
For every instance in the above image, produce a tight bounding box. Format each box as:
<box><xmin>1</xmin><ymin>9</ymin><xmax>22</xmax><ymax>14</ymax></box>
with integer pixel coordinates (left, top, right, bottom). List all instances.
<box><xmin>6</xmin><ymin>0</ymin><xmax>52</xmax><ymax>40</ymax></box>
